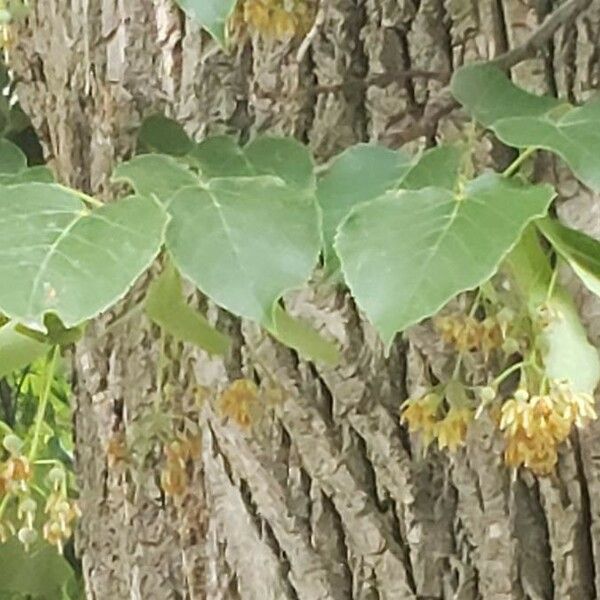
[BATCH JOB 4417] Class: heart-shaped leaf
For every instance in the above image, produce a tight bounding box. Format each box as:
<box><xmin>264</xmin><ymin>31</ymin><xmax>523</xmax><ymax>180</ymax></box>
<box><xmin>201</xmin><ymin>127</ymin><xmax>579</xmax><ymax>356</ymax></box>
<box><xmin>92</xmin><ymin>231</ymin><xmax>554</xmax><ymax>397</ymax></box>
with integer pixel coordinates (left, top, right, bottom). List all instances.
<box><xmin>138</xmin><ymin>114</ymin><xmax>193</xmax><ymax>156</ymax></box>
<box><xmin>271</xmin><ymin>305</ymin><xmax>340</xmax><ymax>365</ymax></box>
<box><xmin>0</xmin><ymin>165</ymin><xmax>55</xmax><ymax>185</ymax></box>
<box><xmin>0</xmin><ymin>322</ymin><xmax>49</xmax><ymax>378</ymax></box>
<box><xmin>166</xmin><ymin>177</ymin><xmax>321</xmax><ymax>327</ymax></box>
<box><xmin>336</xmin><ymin>173</ymin><xmax>555</xmax><ymax>346</ymax></box>
<box><xmin>537</xmin><ymin>217</ymin><xmax>600</xmax><ymax>298</ymax></box>
<box><xmin>146</xmin><ymin>261</ymin><xmax>230</xmax><ymax>355</ymax></box>
<box><xmin>316</xmin><ymin>144</ymin><xmax>413</xmax><ymax>267</ymax></box>
<box><xmin>0</xmin><ymin>184</ymin><xmax>166</xmax><ymax>330</ymax></box>
<box><xmin>189</xmin><ymin>135</ymin><xmax>315</xmax><ymax>189</ymax></box>
<box><xmin>451</xmin><ymin>63</ymin><xmax>561</xmax><ymax>126</ymax></box>
<box><xmin>493</xmin><ymin>101</ymin><xmax>600</xmax><ymax>191</ymax></box>
<box><xmin>113</xmin><ymin>154</ymin><xmax>198</xmax><ymax>205</ymax></box>
<box><xmin>174</xmin><ymin>0</ymin><xmax>238</xmax><ymax>45</ymax></box>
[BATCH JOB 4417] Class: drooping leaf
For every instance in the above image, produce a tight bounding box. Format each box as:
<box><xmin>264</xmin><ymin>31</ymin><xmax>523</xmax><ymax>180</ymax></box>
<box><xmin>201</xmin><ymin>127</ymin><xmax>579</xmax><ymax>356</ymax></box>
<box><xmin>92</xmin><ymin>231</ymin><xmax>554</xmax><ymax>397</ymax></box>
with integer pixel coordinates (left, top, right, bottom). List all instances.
<box><xmin>336</xmin><ymin>173</ymin><xmax>555</xmax><ymax>347</ymax></box>
<box><xmin>451</xmin><ymin>63</ymin><xmax>561</xmax><ymax>126</ymax></box>
<box><xmin>166</xmin><ymin>177</ymin><xmax>321</xmax><ymax>327</ymax></box>
<box><xmin>112</xmin><ymin>154</ymin><xmax>198</xmax><ymax>205</ymax></box>
<box><xmin>0</xmin><ymin>138</ymin><xmax>26</xmax><ymax>174</ymax></box>
<box><xmin>138</xmin><ymin>114</ymin><xmax>193</xmax><ymax>156</ymax></box>
<box><xmin>146</xmin><ymin>261</ymin><xmax>230</xmax><ymax>355</ymax></box>
<box><xmin>189</xmin><ymin>135</ymin><xmax>315</xmax><ymax>189</ymax></box>
<box><xmin>493</xmin><ymin>101</ymin><xmax>600</xmax><ymax>191</ymax></box>
<box><xmin>270</xmin><ymin>305</ymin><xmax>340</xmax><ymax>365</ymax></box>
<box><xmin>537</xmin><ymin>217</ymin><xmax>600</xmax><ymax>298</ymax></box>
<box><xmin>316</xmin><ymin>144</ymin><xmax>413</xmax><ymax>267</ymax></box>
<box><xmin>402</xmin><ymin>145</ymin><xmax>461</xmax><ymax>191</ymax></box>
<box><xmin>174</xmin><ymin>0</ymin><xmax>238</xmax><ymax>45</ymax></box>
<box><xmin>0</xmin><ymin>185</ymin><xmax>166</xmax><ymax>330</ymax></box>
<box><xmin>0</xmin><ymin>321</ymin><xmax>49</xmax><ymax>378</ymax></box>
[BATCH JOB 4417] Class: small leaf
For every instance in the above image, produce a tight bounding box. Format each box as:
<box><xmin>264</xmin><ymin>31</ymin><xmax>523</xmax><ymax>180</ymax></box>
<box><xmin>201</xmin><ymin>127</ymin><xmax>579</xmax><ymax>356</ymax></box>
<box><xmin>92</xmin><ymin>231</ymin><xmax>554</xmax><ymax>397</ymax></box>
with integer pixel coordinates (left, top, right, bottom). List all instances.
<box><xmin>138</xmin><ymin>114</ymin><xmax>193</xmax><ymax>156</ymax></box>
<box><xmin>537</xmin><ymin>217</ymin><xmax>600</xmax><ymax>298</ymax></box>
<box><xmin>0</xmin><ymin>321</ymin><xmax>49</xmax><ymax>378</ymax></box>
<box><xmin>113</xmin><ymin>154</ymin><xmax>198</xmax><ymax>205</ymax></box>
<box><xmin>402</xmin><ymin>145</ymin><xmax>461</xmax><ymax>191</ymax></box>
<box><xmin>0</xmin><ymin>138</ymin><xmax>26</xmax><ymax>174</ymax></box>
<box><xmin>175</xmin><ymin>0</ymin><xmax>238</xmax><ymax>45</ymax></box>
<box><xmin>190</xmin><ymin>135</ymin><xmax>315</xmax><ymax>189</ymax></box>
<box><xmin>316</xmin><ymin>144</ymin><xmax>413</xmax><ymax>267</ymax></box>
<box><xmin>336</xmin><ymin>173</ymin><xmax>555</xmax><ymax>347</ymax></box>
<box><xmin>493</xmin><ymin>101</ymin><xmax>600</xmax><ymax>191</ymax></box>
<box><xmin>146</xmin><ymin>261</ymin><xmax>230</xmax><ymax>355</ymax></box>
<box><xmin>0</xmin><ymin>185</ymin><xmax>166</xmax><ymax>330</ymax></box>
<box><xmin>270</xmin><ymin>305</ymin><xmax>340</xmax><ymax>365</ymax></box>
<box><xmin>166</xmin><ymin>177</ymin><xmax>321</xmax><ymax>327</ymax></box>
<box><xmin>43</xmin><ymin>313</ymin><xmax>85</xmax><ymax>346</ymax></box>
<box><xmin>451</xmin><ymin>63</ymin><xmax>560</xmax><ymax>126</ymax></box>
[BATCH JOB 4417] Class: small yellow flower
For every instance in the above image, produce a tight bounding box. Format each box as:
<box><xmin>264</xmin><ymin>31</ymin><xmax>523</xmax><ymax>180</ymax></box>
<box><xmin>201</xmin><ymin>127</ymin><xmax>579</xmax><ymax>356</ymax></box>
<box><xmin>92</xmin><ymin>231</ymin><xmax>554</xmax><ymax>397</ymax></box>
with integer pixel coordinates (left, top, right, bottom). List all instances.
<box><xmin>436</xmin><ymin>405</ymin><xmax>473</xmax><ymax>452</ymax></box>
<box><xmin>217</xmin><ymin>379</ymin><xmax>261</xmax><ymax>428</ymax></box>
<box><xmin>401</xmin><ymin>393</ymin><xmax>441</xmax><ymax>447</ymax></box>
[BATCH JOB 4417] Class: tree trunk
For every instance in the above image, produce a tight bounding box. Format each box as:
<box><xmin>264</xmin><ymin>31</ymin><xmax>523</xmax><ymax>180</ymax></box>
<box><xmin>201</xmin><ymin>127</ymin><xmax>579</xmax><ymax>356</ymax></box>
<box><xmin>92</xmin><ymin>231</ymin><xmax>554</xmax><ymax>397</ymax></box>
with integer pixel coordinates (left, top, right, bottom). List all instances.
<box><xmin>8</xmin><ymin>1</ymin><xmax>600</xmax><ymax>598</ymax></box>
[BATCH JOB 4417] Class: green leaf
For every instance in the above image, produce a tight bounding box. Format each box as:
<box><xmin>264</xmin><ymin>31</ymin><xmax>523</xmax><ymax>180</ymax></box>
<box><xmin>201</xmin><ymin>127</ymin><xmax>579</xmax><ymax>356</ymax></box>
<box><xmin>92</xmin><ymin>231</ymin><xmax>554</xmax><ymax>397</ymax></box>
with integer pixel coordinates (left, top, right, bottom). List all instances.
<box><xmin>316</xmin><ymin>144</ymin><xmax>413</xmax><ymax>267</ymax></box>
<box><xmin>336</xmin><ymin>173</ymin><xmax>555</xmax><ymax>347</ymax></box>
<box><xmin>0</xmin><ymin>539</ymin><xmax>75</xmax><ymax>598</ymax></box>
<box><xmin>166</xmin><ymin>177</ymin><xmax>321</xmax><ymax>327</ymax></box>
<box><xmin>0</xmin><ymin>185</ymin><xmax>166</xmax><ymax>330</ymax></box>
<box><xmin>451</xmin><ymin>63</ymin><xmax>561</xmax><ymax>126</ymax></box>
<box><xmin>0</xmin><ymin>139</ymin><xmax>26</xmax><ymax>174</ymax></box>
<box><xmin>493</xmin><ymin>101</ymin><xmax>600</xmax><ymax>191</ymax></box>
<box><xmin>112</xmin><ymin>154</ymin><xmax>198</xmax><ymax>205</ymax></box>
<box><xmin>138</xmin><ymin>114</ymin><xmax>193</xmax><ymax>156</ymax></box>
<box><xmin>175</xmin><ymin>0</ymin><xmax>238</xmax><ymax>45</ymax></box>
<box><xmin>270</xmin><ymin>305</ymin><xmax>340</xmax><ymax>365</ymax></box>
<box><xmin>0</xmin><ymin>166</ymin><xmax>54</xmax><ymax>185</ymax></box>
<box><xmin>402</xmin><ymin>146</ymin><xmax>461</xmax><ymax>191</ymax></box>
<box><xmin>537</xmin><ymin>217</ymin><xmax>600</xmax><ymax>298</ymax></box>
<box><xmin>0</xmin><ymin>322</ymin><xmax>49</xmax><ymax>378</ymax></box>
<box><xmin>146</xmin><ymin>261</ymin><xmax>230</xmax><ymax>355</ymax></box>
<box><xmin>190</xmin><ymin>135</ymin><xmax>315</xmax><ymax>189</ymax></box>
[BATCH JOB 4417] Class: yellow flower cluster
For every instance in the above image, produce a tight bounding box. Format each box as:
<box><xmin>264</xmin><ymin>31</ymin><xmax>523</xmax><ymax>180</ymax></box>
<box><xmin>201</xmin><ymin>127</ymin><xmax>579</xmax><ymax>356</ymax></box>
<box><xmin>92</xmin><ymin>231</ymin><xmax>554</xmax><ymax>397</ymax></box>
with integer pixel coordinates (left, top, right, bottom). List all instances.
<box><xmin>217</xmin><ymin>378</ymin><xmax>261</xmax><ymax>428</ymax></box>
<box><xmin>401</xmin><ymin>392</ymin><xmax>474</xmax><ymax>452</ymax></box>
<box><xmin>232</xmin><ymin>0</ymin><xmax>317</xmax><ymax>39</ymax></box>
<box><xmin>161</xmin><ymin>432</ymin><xmax>202</xmax><ymax>498</ymax></box>
<box><xmin>434</xmin><ymin>310</ymin><xmax>512</xmax><ymax>357</ymax></box>
<box><xmin>500</xmin><ymin>382</ymin><xmax>597</xmax><ymax>476</ymax></box>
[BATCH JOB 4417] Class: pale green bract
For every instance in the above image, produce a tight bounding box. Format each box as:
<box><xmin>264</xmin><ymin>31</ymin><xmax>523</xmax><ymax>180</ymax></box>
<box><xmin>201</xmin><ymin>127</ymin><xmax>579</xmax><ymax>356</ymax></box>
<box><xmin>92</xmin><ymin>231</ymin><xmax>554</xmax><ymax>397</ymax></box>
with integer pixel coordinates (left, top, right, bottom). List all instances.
<box><xmin>336</xmin><ymin>173</ymin><xmax>555</xmax><ymax>347</ymax></box>
<box><xmin>174</xmin><ymin>0</ymin><xmax>238</xmax><ymax>45</ymax></box>
<box><xmin>0</xmin><ymin>184</ymin><xmax>166</xmax><ymax>330</ymax></box>
<box><xmin>166</xmin><ymin>176</ymin><xmax>321</xmax><ymax>328</ymax></box>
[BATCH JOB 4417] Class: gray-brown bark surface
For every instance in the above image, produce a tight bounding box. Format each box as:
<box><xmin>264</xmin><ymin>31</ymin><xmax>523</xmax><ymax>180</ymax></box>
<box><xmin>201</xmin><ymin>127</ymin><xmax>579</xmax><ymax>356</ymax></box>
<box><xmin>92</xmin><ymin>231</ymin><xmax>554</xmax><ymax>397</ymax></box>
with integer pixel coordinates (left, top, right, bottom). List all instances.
<box><xmin>8</xmin><ymin>1</ymin><xmax>600</xmax><ymax>598</ymax></box>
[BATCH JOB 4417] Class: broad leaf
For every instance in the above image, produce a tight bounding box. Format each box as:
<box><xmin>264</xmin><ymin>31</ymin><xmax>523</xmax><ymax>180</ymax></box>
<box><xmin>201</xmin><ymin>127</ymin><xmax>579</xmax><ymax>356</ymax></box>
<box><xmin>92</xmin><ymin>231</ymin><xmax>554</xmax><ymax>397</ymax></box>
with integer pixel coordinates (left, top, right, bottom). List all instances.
<box><xmin>0</xmin><ymin>322</ymin><xmax>49</xmax><ymax>378</ymax></box>
<box><xmin>451</xmin><ymin>63</ymin><xmax>561</xmax><ymax>126</ymax></box>
<box><xmin>190</xmin><ymin>135</ymin><xmax>315</xmax><ymax>189</ymax></box>
<box><xmin>0</xmin><ymin>165</ymin><xmax>55</xmax><ymax>185</ymax></box>
<box><xmin>316</xmin><ymin>144</ymin><xmax>413</xmax><ymax>267</ymax></box>
<box><xmin>166</xmin><ymin>177</ymin><xmax>321</xmax><ymax>327</ymax></box>
<box><xmin>113</xmin><ymin>154</ymin><xmax>198</xmax><ymax>205</ymax></box>
<box><xmin>0</xmin><ymin>138</ymin><xmax>26</xmax><ymax>174</ymax></box>
<box><xmin>0</xmin><ymin>185</ymin><xmax>166</xmax><ymax>330</ymax></box>
<box><xmin>493</xmin><ymin>101</ymin><xmax>600</xmax><ymax>191</ymax></box>
<box><xmin>336</xmin><ymin>173</ymin><xmax>555</xmax><ymax>346</ymax></box>
<box><xmin>271</xmin><ymin>305</ymin><xmax>340</xmax><ymax>365</ymax></box>
<box><xmin>402</xmin><ymin>145</ymin><xmax>461</xmax><ymax>191</ymax></box>
<box><xmin>537</xmin><ymin>218</ymin><xmax>600</xmax><ymax>297</ymax></box>
<box><xmin>175</xmin><ymin>0</ymin><xmax>238</xmax><ymax>44</ymax></box>
<box><xmin>138</xmin><ymin>114</ymin><xmax>193</xmax><ymax>156</ymax></box>
<box><xmin>146</xmin><ymin>261</ymin><xmax>230</xmax><ymax>355</ymax></box>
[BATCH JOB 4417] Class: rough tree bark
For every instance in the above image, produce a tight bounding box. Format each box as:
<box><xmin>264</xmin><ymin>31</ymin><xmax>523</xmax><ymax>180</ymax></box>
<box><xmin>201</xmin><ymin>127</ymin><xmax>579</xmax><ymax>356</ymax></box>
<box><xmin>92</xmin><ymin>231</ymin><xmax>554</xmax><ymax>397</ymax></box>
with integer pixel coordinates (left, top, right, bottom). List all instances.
<box><xmin>7</xmin><ymin>0</ymin><xmax>600</xmax><ymax>598</ymax></box>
